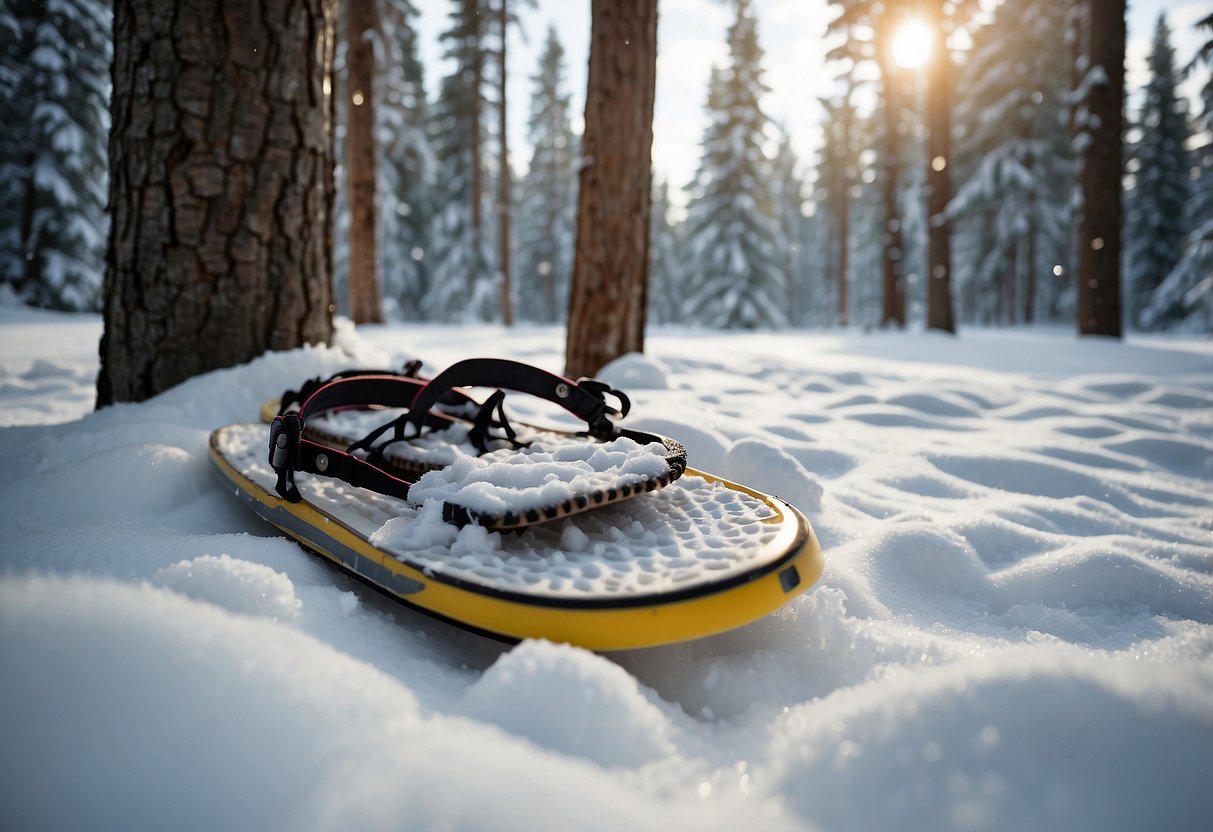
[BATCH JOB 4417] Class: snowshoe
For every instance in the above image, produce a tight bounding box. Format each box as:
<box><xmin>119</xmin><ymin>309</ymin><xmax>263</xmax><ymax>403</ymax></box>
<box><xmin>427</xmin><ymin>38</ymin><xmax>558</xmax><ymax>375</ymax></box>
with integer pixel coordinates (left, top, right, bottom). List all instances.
<box><xmin>210</xmin><ymin>358</ymin><xmax>824</xmax><ymax>649</ymax></box>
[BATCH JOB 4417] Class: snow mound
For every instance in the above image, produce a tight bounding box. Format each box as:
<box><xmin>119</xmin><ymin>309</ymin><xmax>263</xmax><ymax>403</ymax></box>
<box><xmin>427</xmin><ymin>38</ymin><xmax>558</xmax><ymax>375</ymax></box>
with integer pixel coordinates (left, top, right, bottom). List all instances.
<box><xmin>463</xmin><ymin>640</ymin><xmax>675</xmax><ymax>767</ymax></box>
<box><xmin>597</xmin><ymin>352</ymin><xmax>671</xmax><ymax>390</ymax></box>
<box><xmin>154</xmin><ymin>554</ymin><xmax>302</xmax><ymax>622</ymax></box>
<box><xmin>719</xmin><ymin>437</ymin><xmax>823</xmax><ymax>512</ymax></box>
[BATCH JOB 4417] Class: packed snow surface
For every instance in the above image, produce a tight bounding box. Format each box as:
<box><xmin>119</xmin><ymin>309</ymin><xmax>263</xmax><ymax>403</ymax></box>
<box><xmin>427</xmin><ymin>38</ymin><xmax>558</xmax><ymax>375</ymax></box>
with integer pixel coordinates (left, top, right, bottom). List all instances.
<box><xmin>2</xmin><ymin>307</ymin><xmax>1212</xmax><ymax>832</ymax></box>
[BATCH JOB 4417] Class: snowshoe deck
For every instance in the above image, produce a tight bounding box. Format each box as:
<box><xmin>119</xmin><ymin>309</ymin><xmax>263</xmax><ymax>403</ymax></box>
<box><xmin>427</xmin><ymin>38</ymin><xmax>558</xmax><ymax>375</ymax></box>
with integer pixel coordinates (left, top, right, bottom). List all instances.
<box><xmin>210</xmin><ymin>422</ymin><xmax>824</xmax><ymax>649</ymax></box>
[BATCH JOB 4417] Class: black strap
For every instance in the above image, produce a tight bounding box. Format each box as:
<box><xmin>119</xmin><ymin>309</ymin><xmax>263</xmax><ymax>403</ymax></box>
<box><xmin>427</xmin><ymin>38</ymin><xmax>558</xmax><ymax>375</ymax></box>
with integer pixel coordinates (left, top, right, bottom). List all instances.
<box><xmin>266</xmin><ymin>362</ymin><xmax>648</xmax><ymax>508</ymax></box>
<box><xmin>403</xmin><ymin>358</ymin><xmax>631</xmax><ymax>440</ymax></box>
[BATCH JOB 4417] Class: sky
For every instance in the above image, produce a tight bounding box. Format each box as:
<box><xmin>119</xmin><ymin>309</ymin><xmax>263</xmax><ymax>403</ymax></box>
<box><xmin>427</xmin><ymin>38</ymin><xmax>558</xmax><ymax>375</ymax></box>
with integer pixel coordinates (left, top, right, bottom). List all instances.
<box><xmin>413</xmin><ymin>0</ymin><xmax>1211</xmax><ymax>209</ymax></box>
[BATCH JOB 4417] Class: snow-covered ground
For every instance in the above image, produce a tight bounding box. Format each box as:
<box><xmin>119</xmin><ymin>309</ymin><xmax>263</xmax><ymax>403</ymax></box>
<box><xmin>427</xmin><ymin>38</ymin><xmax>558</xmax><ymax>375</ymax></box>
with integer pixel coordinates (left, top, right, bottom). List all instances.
<box><xmin>1</xmin><ymin>305</ymin><xmax>1211</xmax><ymax>832</ymax></box>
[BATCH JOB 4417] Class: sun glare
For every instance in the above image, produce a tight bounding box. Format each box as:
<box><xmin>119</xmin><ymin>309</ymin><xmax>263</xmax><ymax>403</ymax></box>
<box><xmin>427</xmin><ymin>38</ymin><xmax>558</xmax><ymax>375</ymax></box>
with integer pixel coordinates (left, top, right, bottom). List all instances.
<box><xmin>891</xmin><ymin>19</ymin><xmax>933</xmax><ymax>70</ymax></box>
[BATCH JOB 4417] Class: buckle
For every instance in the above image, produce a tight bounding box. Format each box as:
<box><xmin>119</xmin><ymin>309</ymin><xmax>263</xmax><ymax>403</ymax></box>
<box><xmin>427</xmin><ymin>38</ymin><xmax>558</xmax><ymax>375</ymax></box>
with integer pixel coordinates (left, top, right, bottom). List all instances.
<box><xmin>576</xmin><ymin>378</ymin><xmax>631</xmax><ymax>419</ymax></box>
<box><xmin>267</xmin><ymin>414</ymin><xmax>302</xmax><ymax>502</ymax></box>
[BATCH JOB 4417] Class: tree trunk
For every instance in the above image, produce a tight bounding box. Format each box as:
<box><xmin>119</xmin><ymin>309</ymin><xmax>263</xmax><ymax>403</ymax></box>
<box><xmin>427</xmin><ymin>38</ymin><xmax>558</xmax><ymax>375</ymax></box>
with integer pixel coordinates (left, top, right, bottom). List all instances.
<box><xmin>836</xmin><ymin>98</ymin><xmax>852</xmax><ymax>328</ymax></box>
<box><xmin>97</xmin><ymin>0</ymin><xmax>335</xmax><ymax>406</ymax></box>
<box><xmin>924</xmin><ymin>0</ymin><xmax>955</xmax><ymax>334</ymax></box>
<box><xmin>1077</xmin><ymin>0</ymin><xmax>1125</xmax><ymax>337</ymax></box>
<box><xmin>498</xmin><ymin>0</ymin><xmax>513</xmax><ymax>326</ymax></box>
<box><xmin>1024</xmin><ymin>228</ymin><xmax>1037</xmax><ymax>323</ymax></box>
<box><xmin>345</xmin><ymin>0</ymin><xmax>382</xmax><ymax>324</ymax></box>
<box><xmin>877</xmin><ymin>46</ymin><xmax>906</xmax><ymax>328</ymax></box>
<box><xmin>564</xmin><ymin>0</ymin><xmax>657</xmax><ymax>379</ymax></box>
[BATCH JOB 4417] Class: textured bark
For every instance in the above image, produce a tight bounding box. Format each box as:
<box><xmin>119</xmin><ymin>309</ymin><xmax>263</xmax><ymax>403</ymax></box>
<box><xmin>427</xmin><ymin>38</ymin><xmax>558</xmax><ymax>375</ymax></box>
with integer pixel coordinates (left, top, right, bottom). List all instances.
<box><xmin>877</xmin><ymin>44</ymin><xmax>906</xmax><ymax>329</ymax></box>
<box><xmin>344</xmin><ymin>0</ymin><xmax>382</xmax><ymax>324</ymax></box>
<box><xmin>924</xmin><ymin>0</ymin><xmax>955</xmax><ymax>334</ymax></box>
<box><xmin>98</xmin><ymin>0</ymin><xmax>336</xmax><ymax>406</ymax></box>
<box><xmin>498</xmin><ymin>0</ymin><xmax>513</xmax><ymax>326</ymax></box>
<box><xmin>1077</xmin><ymin>0</ymin><xmax>1125</xmax><ymax>337</ymax></box>
<box><xmin>564</xmin><ymin>0</ymin><xmax>657</xmax><ymax>379</ymax></box>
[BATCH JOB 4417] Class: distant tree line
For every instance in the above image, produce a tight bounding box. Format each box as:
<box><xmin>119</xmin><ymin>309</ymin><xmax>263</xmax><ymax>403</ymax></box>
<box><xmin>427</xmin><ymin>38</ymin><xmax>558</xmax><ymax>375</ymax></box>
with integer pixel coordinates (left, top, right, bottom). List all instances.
<box><xmin>2</xmin><ymin>0</ymin><xmax>1210</xmax><ymax>337</ymax></box>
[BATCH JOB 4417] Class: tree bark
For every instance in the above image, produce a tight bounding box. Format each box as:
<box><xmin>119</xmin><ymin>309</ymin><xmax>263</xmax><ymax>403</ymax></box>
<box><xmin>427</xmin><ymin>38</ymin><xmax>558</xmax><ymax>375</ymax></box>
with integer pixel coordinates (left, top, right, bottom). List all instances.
<box><xmin>876</xmin><ymin>38</ymin><xmax>906</xmax><ymax>329</ymax></box>
<box><xmin>564</xmin><ymin>0</ymin><xmax>657</xmax><ymax>379</ymax></box>
<box><xmin>1077</xmin><ymin>0</ymin><xmax>1125</xmax><ymax>337</ymax></box>
<box><xmin>345</xmin><ymin>0</ymin><xmax>382</xmax><ymax>324</ymax></box>
<box><xmin>498</xmin><ymin>0</ymin><xmax>513</xmax><ymax>325</ymax></box>
<box><xmin>97</xmin><ymin>0</ymin><xmax>336</xmax><ymax>406</ymax></box>
<box><xmin>924</xmin><ymin>0</ymin><xmax>955</xmax><ymax>333</ymax></box>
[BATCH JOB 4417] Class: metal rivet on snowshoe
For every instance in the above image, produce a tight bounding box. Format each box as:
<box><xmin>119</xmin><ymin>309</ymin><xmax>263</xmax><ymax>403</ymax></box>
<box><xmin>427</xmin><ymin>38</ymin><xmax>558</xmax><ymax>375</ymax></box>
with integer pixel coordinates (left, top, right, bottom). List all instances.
<box><xmin>316</xmin><ymin>453</ymin><xmax>329</xmax><ymax>472</ymax></box>
<box><xmin>275</xmin><ymin>433</ymin><xmax>288</xmax><ymax>448</ymax></box>
<box><xmin>555</xmin><ymin>383</ymin><xmax>570</xmax><ymax>398</ymax></box>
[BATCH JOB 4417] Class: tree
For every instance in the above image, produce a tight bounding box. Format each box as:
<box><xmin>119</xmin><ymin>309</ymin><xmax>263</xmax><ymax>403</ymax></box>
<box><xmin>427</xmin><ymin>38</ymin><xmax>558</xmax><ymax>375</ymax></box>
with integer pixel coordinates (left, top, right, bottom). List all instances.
<box><xmin>97</xmin><ymin>0</ymin><xmax>336</xmax><ymax>405</ymax></box>
<box><xmin>344</xmin><ymin>0</ymin><xmax>383</xmax><ymax>324</ymax></box>
<box><xmin>515</xmin><ymin>26</ymin><xmax>576</xmax><ymax>323</ymax></box>
<box><xmin>0</xmin><ymin>0</ymin><xmax>110</xmax><ymax>311</ymax></box>
<box><xmin>424</xmin><ymin>0</ymin><xmax>497</xmax><ymax>321</ymax></box>
<box><xmin>1075</xmin><ymin>0</ymin><xmax>1126</xmax><ymax>337</ymax></box>
<box><xmin>682</xmin><ymin>0</ymin><xmax>789</xmax><ymax>329</ymax></box>
<box><xmin>827</xmin><ymin>0</ymin><xmax>910</xmax><ymax>327</ymax></box>
<box><xmin>1124</xmin><ymin>14</ymin><xmax>1190</xmax><ymax>328</ymax></box>
<box><xmin>815</xmin><ymin>90</ymin><xmax>860</xmax><ymax>326</ymax></box>
<box><xmin>564</xmin><ymin>0</ymin><xmax>658</xmax><ymax>377</ymax></box>
<box><xmin>647</xmin><ymin>178</ymin><xmax>684</xmax><ymax>326</ymax></box>
<box><xmin>922</xmin><ymin>0</ymin><xmax>955</xmax><ymax>333</ymax></box>
<box><xmin>377</xmin><ymin>0</ymin><xmax>433</xmax><ymax>321</ymax></box>
<box><xmin>1140</xmin><ymin>12</ymin><xmax>1213</xmax><ymax>332</ymax></box>
<box><xmin>949</xmin><ymin>0</ymin><xmax>1074</xmax><ymax>325</ymax></box>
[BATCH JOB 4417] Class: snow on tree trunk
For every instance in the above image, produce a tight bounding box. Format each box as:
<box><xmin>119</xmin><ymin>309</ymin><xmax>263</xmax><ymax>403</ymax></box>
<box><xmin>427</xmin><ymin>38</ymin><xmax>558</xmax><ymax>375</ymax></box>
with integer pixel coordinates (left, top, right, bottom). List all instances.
<box><xmin>564</xmin><ymin>0</ymin><xmax>657</xmax><ymax>378</ymax></box>
<box><xmin>1076</xmin><ymin>0</ymin><xmax>1125</xmax><ymax>337</ymax></box>
<box><xmin>345</xmin><ymin>0</ymin><xmax>383</xmax><ymax>324</ymax></box>
<box><xmin>97</xmin><ymin>0</ymin><xmax>336</xmax><ymax>406</ymax></box>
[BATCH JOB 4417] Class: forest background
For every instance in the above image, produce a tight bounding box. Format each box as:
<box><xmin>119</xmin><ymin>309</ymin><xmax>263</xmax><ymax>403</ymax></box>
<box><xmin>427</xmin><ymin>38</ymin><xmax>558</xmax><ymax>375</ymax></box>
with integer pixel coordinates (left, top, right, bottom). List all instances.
<box><xmin>2</xmin><ymin>0</ymin><xmax>1211</xmax><ymax>349</ymax></box>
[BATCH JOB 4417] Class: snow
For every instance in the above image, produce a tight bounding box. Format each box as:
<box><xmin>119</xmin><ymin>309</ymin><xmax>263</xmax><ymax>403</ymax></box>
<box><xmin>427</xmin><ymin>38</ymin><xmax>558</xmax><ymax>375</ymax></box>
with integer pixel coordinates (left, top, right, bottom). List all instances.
<box><xmin>2</xmin><ymin>305</ymin><xmax>1212</xmax><ymax>831</ymax></box>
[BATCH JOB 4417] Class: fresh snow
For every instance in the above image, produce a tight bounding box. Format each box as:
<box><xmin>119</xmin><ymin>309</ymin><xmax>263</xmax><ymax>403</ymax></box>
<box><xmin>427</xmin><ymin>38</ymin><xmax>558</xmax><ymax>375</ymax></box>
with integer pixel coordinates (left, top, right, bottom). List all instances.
<box><xmin>2</xmin><ymin>305</ymin><xmax>1212</xmax><ymax>831</ymax></box>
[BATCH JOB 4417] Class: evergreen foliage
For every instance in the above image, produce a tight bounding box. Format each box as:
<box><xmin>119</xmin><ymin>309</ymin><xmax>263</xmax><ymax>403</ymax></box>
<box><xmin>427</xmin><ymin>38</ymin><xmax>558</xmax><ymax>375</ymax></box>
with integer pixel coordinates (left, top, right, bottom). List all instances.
<box><xmin>1141</xmin><ymin>13</ymin><xmax>1213</xmax><ymax>332</ymax></box>
<box><xmin>1124</xmin><ymin>14</ymin><xmax>1190</xmax><ymax>329</ymax></box>
<box><xmin>424</xmin><ymin>0</ymin><xmax>498</xmax><ymax>322</ymax></box>
<box><xmin>948</xmin><ymin>0</ymin><xmax>1075</xmax><ymax>325</ymax></box>
<box><xmin>682</xmin><ymin>0</ymin><xmax>788</xmax><ymax>329</ymax></box>
<box><xmin>377</xmin><ymin>0</ymin><xmax>434</xmax><ymax>321</ymax></box>
<box><xmin>514</xmin><ymin>26</ymin><xmax>576</xmax><ymax>324</ymax></box>
<box><xmin>647</xmin><ymin>179</ymin><xmax>684</xmax><ymax>325</ymax></box>
<box><xmin>813</xmin><ymin>92</ymin><xmax>861</xmax><ymax>326</ymax></box>
<box><xmin>0</xmin><ymin>0</ymin><xmax>110</xmax><ymax>311</ymax></box>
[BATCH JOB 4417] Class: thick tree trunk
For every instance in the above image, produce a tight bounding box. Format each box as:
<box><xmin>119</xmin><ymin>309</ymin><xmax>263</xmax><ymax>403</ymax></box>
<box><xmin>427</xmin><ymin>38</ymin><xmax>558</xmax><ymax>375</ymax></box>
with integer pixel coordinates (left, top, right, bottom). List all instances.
<box><xmin>564</xmin><ymin>0</ymin><xmax>657</xmax><ymax>379</ymax></box>
<box><xmin>345</xmin><ymin>0</ymin><xmax>382</xmax><ymax>324</ymax></box>
<box><xmin>924</xmin><ymin>0</ymin><xmax>955</xmax><ymax>334</ymax></box>
<box><xmin>97</xmin><ymin>0</ymin><xmax>336</xmax><ymax>406</ymax></box>
<box><xmin>1077</xmin><ymin>0</ymin><xmax>1125</xmax><ymax>337</ymax></box>
<box><xmin>498</xmin><ymin>0</ymin><xmax>513</xmax><ymax>326</ymax></box>
<box><xmin>877</xmin><ymin>50</ymin><xmax>906</xmax><ymax>328</ymax></box>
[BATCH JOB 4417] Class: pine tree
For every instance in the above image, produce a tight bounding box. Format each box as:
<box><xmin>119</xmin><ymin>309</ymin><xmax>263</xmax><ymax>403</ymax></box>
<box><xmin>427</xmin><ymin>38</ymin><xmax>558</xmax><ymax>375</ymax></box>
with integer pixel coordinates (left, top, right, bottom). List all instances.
<box><xmin>424</xmin><ymin>0</ymin><xmax>497</xmax><ymax>322</ymax></box>
<box><xmin>1076</xmin><ymin>0</ymin><xmax>1126</xmax><ymax>337</ymax></box>
<box><xmin>1124</xmin><ymin>14</ymin><xmax>1190</xmax><ymax>329</ymax></box>
<box><xmin>771</xmin><ymin>129</ymin><xmax>811</xmax><ymax>326</ymax></box>
<box><xmin>98</xmin><ymin>0</ymin><xmax>335</xmax><ymax>405</ymax></box>
<box><xmin>0</xmin><ymin>0</ymin><xmax>110</xmax><ymax>311</ymax></box>
<box><xmin>564</xmin><ymin>0</ymin><xmax>658</xmax><ymax>377</ymax></box>
<box><xmin>682</xmin><ymin>0</ymin><xmax>788</xmax><ymax>329</ymax></box>
<box><xmin>377</xmin><ymin>0</ymin><xmax>433</xmax><ymax>321</ymax></box>
<box><xmin>647</xmin><ymin>178</ymin><xmax>684</xmax><ymax>326</ymax></box>
<box><xmin>515</xmin><ymin>26</ymin><xmax>576</xmax><ymax>324</ymax></box>
<box><xmin>1140</xmin><ymin>12</ymin><xmax>1213</xmax><ymax>332</ymax></box>
<box><xmin>949</xmin><ymin>0</ymin><xmax>1075</xmax><ymax>325</ymax></box>
<box><xmin>814</xmin><ymin>90</ymin><xmax>860</xmax><ymax>326</ymax></box>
